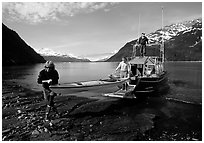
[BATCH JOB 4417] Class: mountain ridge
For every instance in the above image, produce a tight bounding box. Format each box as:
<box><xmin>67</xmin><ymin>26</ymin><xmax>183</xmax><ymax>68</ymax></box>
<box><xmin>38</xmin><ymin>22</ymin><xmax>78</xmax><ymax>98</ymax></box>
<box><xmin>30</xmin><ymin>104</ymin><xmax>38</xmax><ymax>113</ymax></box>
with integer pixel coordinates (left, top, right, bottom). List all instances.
<box><xmin>2</xmin><ymin>23</ymin><xmax>91</xmax><ymax>65</ymax></box>
<box><xmin>2</xmin><ymin>23</ymin><xmax>46</xmax><ymax>66</ymax></box>
<box><xmin>107</xmin><ymin>18</ymin><xmax>202</xmax><ymax>62</ymax></box>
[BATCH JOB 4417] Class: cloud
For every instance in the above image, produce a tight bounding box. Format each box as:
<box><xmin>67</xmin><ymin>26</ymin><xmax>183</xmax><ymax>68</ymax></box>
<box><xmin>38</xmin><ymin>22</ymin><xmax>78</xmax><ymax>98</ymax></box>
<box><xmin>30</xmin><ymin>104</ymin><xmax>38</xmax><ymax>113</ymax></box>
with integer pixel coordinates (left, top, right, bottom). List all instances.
<box><xmin>2</xmin><ymin>2</ymin><xmax>117</xmax><ymax>24</ymax></box>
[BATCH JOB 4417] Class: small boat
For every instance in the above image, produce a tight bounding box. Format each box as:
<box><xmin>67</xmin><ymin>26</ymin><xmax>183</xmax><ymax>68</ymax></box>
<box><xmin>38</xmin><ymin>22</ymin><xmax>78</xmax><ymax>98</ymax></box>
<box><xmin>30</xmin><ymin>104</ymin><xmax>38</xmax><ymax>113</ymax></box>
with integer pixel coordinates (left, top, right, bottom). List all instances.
<box><xmin>128</xmin><ymin>7</ymin><xmax>168</xmax><ymax>95</ymax></box>
<box><xmin>50</xmin><ymin>77</ymin><xmax>129</xmax><ymax>95</ymax></box>
<box><xmin>129</xmin><ymin>56</ymin><xmax>168</xmax><ymax>94</ymax></box>
<box><xmin>103</xmin><ymin>56</ymin><xmax>168</xmax><ymax>98</ymax></box>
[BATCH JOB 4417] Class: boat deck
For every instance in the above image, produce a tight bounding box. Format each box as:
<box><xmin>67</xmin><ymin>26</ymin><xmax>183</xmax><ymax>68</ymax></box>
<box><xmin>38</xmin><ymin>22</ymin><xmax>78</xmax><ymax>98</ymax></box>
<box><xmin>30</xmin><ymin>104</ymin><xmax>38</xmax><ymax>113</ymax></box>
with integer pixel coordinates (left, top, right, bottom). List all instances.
<box><xmin>102</xmin><ymin>85</ymin><xmax>136</xmax><ymax>99</ymax></box>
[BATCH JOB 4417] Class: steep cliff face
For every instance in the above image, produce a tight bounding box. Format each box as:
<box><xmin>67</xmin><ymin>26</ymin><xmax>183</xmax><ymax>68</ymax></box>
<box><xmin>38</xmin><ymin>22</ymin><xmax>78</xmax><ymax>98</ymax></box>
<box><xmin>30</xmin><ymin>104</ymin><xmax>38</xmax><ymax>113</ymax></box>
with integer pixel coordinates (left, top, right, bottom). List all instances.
<box><xmin>2</xmin><ymin>24</ymin><xmax>46</xmax><ymax>66</ymax></box>
<box><xmin>107</xmin><ymin>18</ymin><xmax>202</xmax><ymax>62</ymax></box>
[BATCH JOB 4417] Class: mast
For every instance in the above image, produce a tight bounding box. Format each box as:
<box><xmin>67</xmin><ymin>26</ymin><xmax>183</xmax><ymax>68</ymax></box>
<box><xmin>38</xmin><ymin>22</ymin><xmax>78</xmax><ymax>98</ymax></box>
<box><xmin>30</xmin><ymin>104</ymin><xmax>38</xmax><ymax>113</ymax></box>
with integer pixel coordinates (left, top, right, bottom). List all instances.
<box><xmin>132</xmin><ymin>14</ymin><xmax>141</xmax><ymax>58</ymax></box>
<box><xmin>138</xmin><ymin>14</ymin><xmax>141</xmax><ymax>40</ymax></box>
<box><xmin>161</xmin><ymin>7</ymin><xmax>165</xmax><ymax>63</ymax></box>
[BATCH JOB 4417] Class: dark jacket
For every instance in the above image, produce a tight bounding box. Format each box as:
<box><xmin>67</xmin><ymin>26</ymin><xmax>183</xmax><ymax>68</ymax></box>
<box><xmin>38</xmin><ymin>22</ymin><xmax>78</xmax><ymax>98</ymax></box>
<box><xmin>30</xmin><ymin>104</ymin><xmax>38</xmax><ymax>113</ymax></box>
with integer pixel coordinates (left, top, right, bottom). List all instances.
<box><xmin>37</xmin><ymin>69</ymin><xmax>59</xmax><ymax>85</ymax></box>
<box><xmin>139</xmin><ymin>36</ymin><xmax>148</xmax><ymax>45</ymax></box>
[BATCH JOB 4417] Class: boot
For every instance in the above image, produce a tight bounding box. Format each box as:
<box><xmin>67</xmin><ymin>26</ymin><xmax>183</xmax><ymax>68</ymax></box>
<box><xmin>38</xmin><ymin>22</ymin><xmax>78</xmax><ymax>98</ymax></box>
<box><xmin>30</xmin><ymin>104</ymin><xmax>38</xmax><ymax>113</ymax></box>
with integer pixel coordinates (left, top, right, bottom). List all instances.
<box><xmin>44</xmin><ymin>105</ymin><xmax>51</xmax><ymax>121</ymax></box>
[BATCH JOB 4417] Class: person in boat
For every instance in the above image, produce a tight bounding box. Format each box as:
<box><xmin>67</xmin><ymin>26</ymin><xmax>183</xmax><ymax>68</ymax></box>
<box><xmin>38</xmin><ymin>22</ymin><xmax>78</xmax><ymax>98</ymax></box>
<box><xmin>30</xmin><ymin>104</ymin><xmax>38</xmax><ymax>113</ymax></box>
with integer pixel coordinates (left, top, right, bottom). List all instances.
<box><xmin>37</xmin><ymin>61</ymin><xmax>60</xmax><ymax>121</ymax></box>
<box><xmin>115</xmin><ymin>57</ymin><xmax>129</xmax><ymax>90</ymax></box>
<box><xmin>144</xmin><ymin>65</ymin><xmax>152</xmax><ymax>77</ymax></box>
<box><xmin>138</xmin><ymin>32</ymin><xmax>149</xmax><ymax>57</ymax></box>
<box><xmin>151</xmin><ymin>66</ymin><xmax>156</xmax><ymax>75</ymax></box>
<box><xmin>136</xmin><ymin>67</ymin><xmax>141</xmax><ymax>77</ymax></box>
<box><xmin>127</xmin><ymin>57</ymin><xmax>132</xmax><ymax>78</ymax></box>
<box><xmin>126</xmin><ymin>57</ymin><xmax>133</xmax><ymax>87</ymax></box>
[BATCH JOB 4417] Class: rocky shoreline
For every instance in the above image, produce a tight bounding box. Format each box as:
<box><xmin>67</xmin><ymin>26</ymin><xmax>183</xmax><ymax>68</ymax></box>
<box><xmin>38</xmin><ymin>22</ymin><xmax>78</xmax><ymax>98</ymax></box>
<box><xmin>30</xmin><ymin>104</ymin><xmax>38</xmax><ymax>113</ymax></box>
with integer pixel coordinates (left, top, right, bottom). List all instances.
<box><xmin>2</xmin><ymin>80</ymin><xmax>202</xmax><ymax>141</ymax></box>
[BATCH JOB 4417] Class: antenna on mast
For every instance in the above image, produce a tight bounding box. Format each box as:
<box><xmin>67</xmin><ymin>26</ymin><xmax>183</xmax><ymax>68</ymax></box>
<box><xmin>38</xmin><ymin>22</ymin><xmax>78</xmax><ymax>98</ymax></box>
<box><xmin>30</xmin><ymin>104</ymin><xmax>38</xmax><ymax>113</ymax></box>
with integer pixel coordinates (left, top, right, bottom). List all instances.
<box><xmin>132</xmin><ymin>14</ymin><xmax>141</xmax><ymax>58</ymax></box>
<box><xmin>138</xmin><ymin>13</ymin><xmax>141</xmax><ymax>39</ymax></box>
<box><xmin>161</xmin><ymin>6</ymin><xmax>165</xmax><ymax>63</ymax></box>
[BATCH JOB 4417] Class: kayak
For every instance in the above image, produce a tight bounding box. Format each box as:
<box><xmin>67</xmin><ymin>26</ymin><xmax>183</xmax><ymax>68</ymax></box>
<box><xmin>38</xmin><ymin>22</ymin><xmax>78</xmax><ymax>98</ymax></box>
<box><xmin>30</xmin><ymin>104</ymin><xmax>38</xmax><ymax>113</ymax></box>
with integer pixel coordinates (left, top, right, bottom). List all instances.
<box><xmin>50</xmin><ymin>77</ymin><xmax>129</xmax><ymax>95</ymax></box>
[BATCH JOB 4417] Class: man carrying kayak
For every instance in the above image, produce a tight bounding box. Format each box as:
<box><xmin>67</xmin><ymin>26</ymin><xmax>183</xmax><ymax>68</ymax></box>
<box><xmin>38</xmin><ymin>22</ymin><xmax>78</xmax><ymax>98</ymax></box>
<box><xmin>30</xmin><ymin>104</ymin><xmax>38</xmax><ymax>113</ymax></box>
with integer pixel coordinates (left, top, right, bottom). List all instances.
<box><xmin>37</xmin><ymin>61</ymin><xmax>60</xmax><ymax>121</ymax></box>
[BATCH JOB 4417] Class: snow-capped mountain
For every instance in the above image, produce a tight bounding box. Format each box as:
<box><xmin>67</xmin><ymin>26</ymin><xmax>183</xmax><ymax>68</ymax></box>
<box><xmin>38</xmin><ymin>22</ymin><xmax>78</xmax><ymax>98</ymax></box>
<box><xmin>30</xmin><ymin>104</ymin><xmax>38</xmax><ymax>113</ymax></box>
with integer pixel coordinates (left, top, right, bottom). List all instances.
<box><xmin>34</xmin><ymin>48</ymin><xmax>75</xmax><ymax>58</ymax></box>
<box><xmin>147</xmin><ymin>18</ymin><xmax>202</xmax><ymax>44</ymax></box>
<box><xmin>35</xmin><ymin>48</ymin><xmax>117</xmax><ymax>62</ymax></box>
<box><xmin>34</xmin><ymin>48</ymin><xmax>90</xmax><ymax>62</ymax></box>
<box><xmin>83</xmin><ymin>50</ymin><xmax>118</xmax><ymax>61</ymax></box>
<box><xmin>107</xmin><ymin>18</ymin><xmax>202</xmax><ymax>62</ymax></box>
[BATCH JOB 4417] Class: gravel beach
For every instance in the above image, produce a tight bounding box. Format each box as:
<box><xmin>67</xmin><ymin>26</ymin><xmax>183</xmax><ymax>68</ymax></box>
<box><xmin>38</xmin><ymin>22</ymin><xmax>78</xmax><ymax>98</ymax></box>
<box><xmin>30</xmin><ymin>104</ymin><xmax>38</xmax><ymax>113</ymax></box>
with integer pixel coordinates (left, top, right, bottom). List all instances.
<box><xmin>2</xmin><ymin>80</ymin><xmax>202</xmax><ymax>141</ymax></box>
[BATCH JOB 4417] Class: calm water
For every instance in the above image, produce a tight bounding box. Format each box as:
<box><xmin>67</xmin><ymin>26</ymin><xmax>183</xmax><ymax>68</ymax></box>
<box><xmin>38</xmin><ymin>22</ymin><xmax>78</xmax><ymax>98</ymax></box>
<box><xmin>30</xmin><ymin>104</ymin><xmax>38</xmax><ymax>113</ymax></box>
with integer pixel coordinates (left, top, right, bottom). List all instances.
<box><xmin>166</xmin><ymin>62</ymin><xmax>201</xmax><ymax>89</ymax></box>
<box><xmin>3</xmin><ymin>62</ymin><xmax>118</xmax><ymax>91</ymax></box>
<box><xmin>2</xmin><ymin>62</ymin><xmax>202</xmax><ymax>103</ymax></box>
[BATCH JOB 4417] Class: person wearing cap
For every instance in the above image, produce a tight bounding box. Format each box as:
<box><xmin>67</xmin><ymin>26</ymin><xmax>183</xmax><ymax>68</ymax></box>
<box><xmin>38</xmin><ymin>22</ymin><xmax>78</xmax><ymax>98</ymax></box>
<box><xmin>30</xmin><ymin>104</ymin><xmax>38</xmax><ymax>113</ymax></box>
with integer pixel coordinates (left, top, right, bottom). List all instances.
<box><xmin>138</xmin><ymin>33</ymin><xmax>149</xmax><ymax>56</ymax></box>
<box><xmin>37</xmin><ymin>61</ymin><xmax>59</xmax><ymax>121</ymax></box>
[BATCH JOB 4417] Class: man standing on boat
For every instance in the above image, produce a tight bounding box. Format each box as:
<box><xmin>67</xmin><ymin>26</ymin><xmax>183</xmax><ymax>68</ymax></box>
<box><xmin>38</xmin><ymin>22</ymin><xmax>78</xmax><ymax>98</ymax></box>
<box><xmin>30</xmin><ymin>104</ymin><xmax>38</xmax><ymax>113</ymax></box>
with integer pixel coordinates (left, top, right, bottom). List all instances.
<box><xmin>115</xmin><ymin>57</ymin><xmax>130</xmax><ymax>90</ymax></box>
<box><xmin>138</xmin><ymin>32</ymin><xmax>149</xmax><ymax>56</ymax></box>
<box><xmin>37</xmin><ymin>61</ymin><xmax>60</xmax><ymax>121</ymax></box>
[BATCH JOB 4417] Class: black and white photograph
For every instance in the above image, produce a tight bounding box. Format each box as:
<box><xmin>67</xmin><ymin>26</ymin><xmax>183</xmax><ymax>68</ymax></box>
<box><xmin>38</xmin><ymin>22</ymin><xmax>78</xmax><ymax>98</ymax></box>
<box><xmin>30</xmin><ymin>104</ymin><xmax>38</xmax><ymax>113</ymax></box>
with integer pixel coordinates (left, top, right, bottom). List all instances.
<box><xmin>2</xmin><ymin>1</ymin><xmax>202</xmax><ymax>141</ymax></box>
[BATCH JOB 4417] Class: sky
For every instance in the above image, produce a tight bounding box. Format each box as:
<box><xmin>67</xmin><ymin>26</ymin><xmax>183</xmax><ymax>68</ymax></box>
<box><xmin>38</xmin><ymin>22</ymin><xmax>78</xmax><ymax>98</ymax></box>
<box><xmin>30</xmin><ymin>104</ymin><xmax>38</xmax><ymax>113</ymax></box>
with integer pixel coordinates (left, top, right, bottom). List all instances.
<box><xmin>2</xmin><ymin>1</ymin><xmax>202</xmax><ymax>61</ymax></box>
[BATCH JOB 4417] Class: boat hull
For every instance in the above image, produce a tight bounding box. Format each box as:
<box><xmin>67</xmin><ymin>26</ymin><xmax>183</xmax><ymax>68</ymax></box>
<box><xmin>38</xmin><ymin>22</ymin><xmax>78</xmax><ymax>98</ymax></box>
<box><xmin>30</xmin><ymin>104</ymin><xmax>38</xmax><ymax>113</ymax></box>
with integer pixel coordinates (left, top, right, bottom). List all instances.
<box><xmin>50</xmin><ymin>78</ymin><xmax>129</xmax><ymax>95</ymax></box>
<box><xmin>130</xmin><ymin>71</ymin><xmax>168</xmax><ymax>94</ymax></box>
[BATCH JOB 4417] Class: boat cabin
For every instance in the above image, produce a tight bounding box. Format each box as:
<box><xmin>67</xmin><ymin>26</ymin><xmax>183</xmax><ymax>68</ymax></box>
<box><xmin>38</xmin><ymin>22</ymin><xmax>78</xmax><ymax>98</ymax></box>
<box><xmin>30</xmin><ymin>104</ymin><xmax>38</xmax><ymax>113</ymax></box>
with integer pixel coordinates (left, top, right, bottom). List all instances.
<box><xmin>129</xmin><ymin>56</ymin><xmax>164</xmax><ymax>79</ymax></box>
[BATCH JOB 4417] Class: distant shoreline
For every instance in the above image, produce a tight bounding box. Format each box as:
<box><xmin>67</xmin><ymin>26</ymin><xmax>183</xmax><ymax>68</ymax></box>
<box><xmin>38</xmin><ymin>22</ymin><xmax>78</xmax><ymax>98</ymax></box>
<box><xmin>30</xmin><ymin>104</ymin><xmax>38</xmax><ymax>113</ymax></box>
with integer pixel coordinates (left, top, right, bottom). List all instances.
<box><xmin>2</xmin><ymin>60</ymin><xmax>202</xmax><ymax>66</ymax></box>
